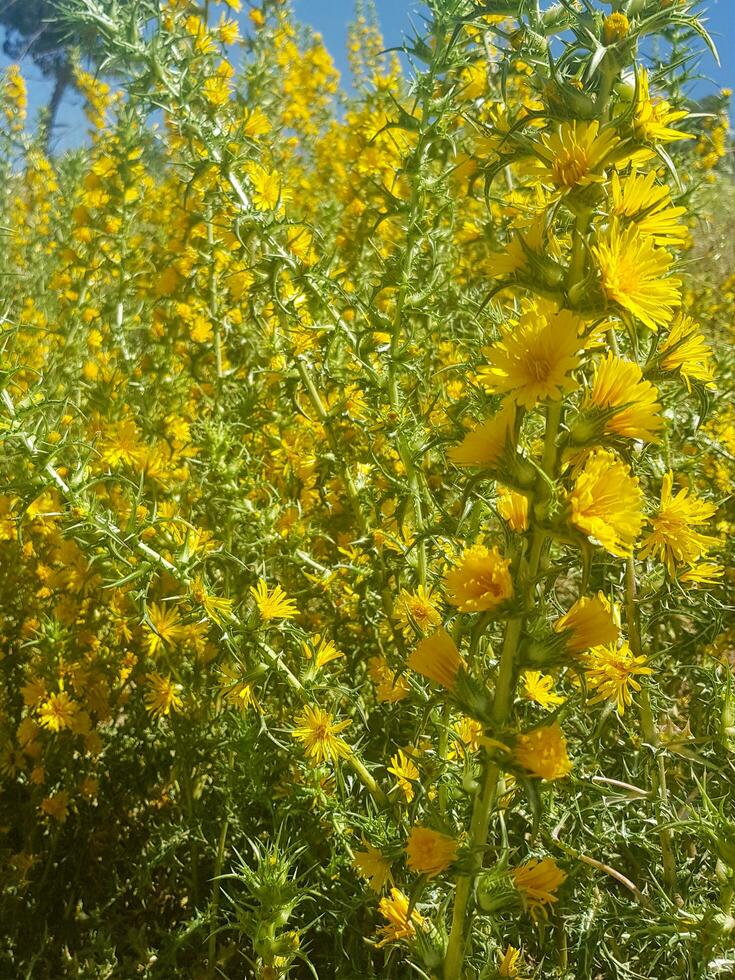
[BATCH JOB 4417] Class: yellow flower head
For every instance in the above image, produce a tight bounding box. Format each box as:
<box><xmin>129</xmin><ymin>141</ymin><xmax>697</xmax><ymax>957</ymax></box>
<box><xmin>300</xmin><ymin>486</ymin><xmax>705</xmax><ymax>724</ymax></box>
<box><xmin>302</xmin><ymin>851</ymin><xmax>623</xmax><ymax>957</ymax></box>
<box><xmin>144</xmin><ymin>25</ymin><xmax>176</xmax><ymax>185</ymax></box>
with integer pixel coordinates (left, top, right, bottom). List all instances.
<box><xmin>497</xmin><ymin>484</ymin><xmax>529</xmax><ymax>531</ymax></box>
<box><xmin>354</xmin><ymin>843</ymin><xmax>392</xmax><ymax>893</ymax></box>
<box><xmin>301</xmin><ymin>634</ymin><xmax>344</xmax><ymax>670</ymax></box>
<box><xmin>569</xmin><ymin>449</ymin><xmax>643</xmax><ymax>558</ymax></box>
<box><xmin>367</xmin><ymin>656</ymin><xmax>410</xmax><ymax>703</ymax></box>
<box><xmin>583</xmin><ymin>641</ymin><xmax>653</xmax><ymax>715</ymax></box>
<box><xmin>448</xmin><ymin>402</ymin><xmax>515</xmax><ymax>471</ymax></box>
<box><xmin>144</xmin><ymin>602</ymin><xmax>187</xmax><ymax>656</ymax></box>
<box><xmin>639</xmin><ymin>472</ymin><xmax>718</xmax><ymax>574</ymax></box>
<box><xmin>250</xmin><ymin>580</ymin><xmax>298</xmax><ymax>621</ymax></box>
<box><xmin>659</xmin><ymin>314</ymin><xmax>716</xmax><ymax>391</ymax></box>
<box><xmin>610</xmin><ymin>170</ymin><xmax>687</xmax><ymax>248</ymax></box>
<box><xmin>593</xmin><ymin>223</ymin><xmax>681</xmax><ymax>330</ymax></box>
<box><xmin>553</xmin><ymin>593</ymin><xmax>620</xmax><ymax>655</ymax></box>
<box><xmin>38</xmin><ymin>691</ymin><xmax>78</xmax><ymax>732</ymax></box>
<box><xmin>375</xmin><ymin>887</ymin><xmax>425</xmax><ymax>947</ymax></box>
<box><xmin>587</xmin><ymin>353</ymin><xmax>663</xmax><ymax>442</ymax></box>
<box><xmin>511</xmin><ymin>856</ymin><xmax>567</xmax><ymax>913</ymax></box>
<box><xmin>408</xmin><ymin>628</ymin><xmax>465</xmax><ymax>690</ymax></box>
<box><xmin>498</xmin><ymin>945</ymin><xmax>523</xmax><ymax>978</ymax></box>
<box><xmin>634</xmin><ymin>69</ymin><xmax>691</xmax><ymax>144</ymax></box>
<box><xmin>604</xmin><ymin>12</ymin><xmax>629</xmax><ymax>45</ymax></box>
<box><xmin>405</xmin><ymin>826</ymin><xmax>458</xmax><ymax>878</ymax></box>
<box><xmin>394</xmin><ymin>585</ymin><xmax>442</xmax><ymax>636</ymax></box>
<box><xmin>522</xmin><ymin>670</ymin><xmax>564</xmax><ymax>709</ymax></box>
<box><xmin>533</xmin><ymin>120</ymin><xmax>619</xmax><ymax>193</ymax></box>
<box><xmin>292</xmin><ymin>704</ymin><xmax>351</xmax><ymax>765</ymax></box>
<box><xmin>444</xmin><ymin>544</ymin><xmax>514</xmax><ymax>613</ymax></box>
<box><xmin>480</xmin><ymin>303</ymin><xmax>582</xmax><ymax>407</ymax></box>
<box><xmin>144</xmin><ymin>673</ymin><xmax>183</xmax><ymax>719</ymax></box>
<box><xmin>387</xmin><ymin>749</ymin><xmax>419</xmax><ymax>802</ymax></box>
<box><xmin>512</xmin><ymin>721</ymin><xmax>572</xmax><ymax>780</ymax></box>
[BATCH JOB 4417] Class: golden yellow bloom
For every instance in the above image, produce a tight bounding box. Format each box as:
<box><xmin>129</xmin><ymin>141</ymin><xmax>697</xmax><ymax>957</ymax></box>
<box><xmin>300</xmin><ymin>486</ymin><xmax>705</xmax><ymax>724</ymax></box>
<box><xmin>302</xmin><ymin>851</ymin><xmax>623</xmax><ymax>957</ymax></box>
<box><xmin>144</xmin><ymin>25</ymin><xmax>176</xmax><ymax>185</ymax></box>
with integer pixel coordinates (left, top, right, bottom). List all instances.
<box><xmin>497</xmin><ymin>484</ymin><xmax>529</xmax><ymax>531</ymax></box>
<box><xmin>144</xmin><ymin>602</ymin><xmax>187</xmax><ymax>655</ymax></box>
<box><xmin>41</xmin><ymin>790</ymin><xmax>70</xmax><ymax>823</ymax></box>
<box><xmin>659</xmin><ymin>314</ymin><xmax>716</xmax><ymax>390</ymax></box>
<box><xmin>553</xmin><ymin>593</ymin><xmax>620</xmax><ymax>655</ymax></box>
<box><xmin>587</xmin><ymin>353</ymin><xmax>663</xmax><ymax>442</ymax></box>
<box><xmin>480</xmin><ymin>304</ymin><xmax>582</xmax><ymax>407</ymax></box>
<box><xmin>610</xmin><ymin>170</ymin><xmax>687</xmax><ymax>247</ymax></box>
<box><xmin>512</xmin><ymin>721</ymin><xmax>572</xmax><ymax>780</ymax></box>
<box><xmin>246</xmin><ymin>162</ymin><xmax>289</xmax><ymax>211</ymax></box>
<box><xmin>367</xmin><ymin>656</ymin><xmax>410</xmax><ymax>703</ymax></box>
<box><xmin>634</xmin><ymin>69</ymin><xmax>691</xmax><ymax>144</ymax></box>
<box><xmin>375</xmin><ymin>887</ymin><xmax>425</xmax><ymax>947</ymax></box>
<box><xmin>387</xmin><ymin>749</ymin><xmax>419</xmax><ymax>802</ymax></box>
<box><xmin>593</xmin><ymin>223</ymin><xmax>681</xmax><ymax>331</ymax></box>
<box><xmin>144</xmin><ymin>673</ymin><xmax>183</xmax><ymax>719</ymax></box>
<box><xmin>250</xmin><ymin>580</ymin><xmax>299</xmax><ymax>621</ymax></box>
<box><xmin>569</xmin><ymin>449</ymin><xmax>643</xmax><ymax>558</ymax></box>
<box><xmin>292</xmin><ymin>705</ymin><xmax>351</xmax><ymax>765</ymax></box>
<box><xmin>604</xmin><ymin>12</ymin><xmax>629</xmax><ymax>44</ymax></box>
<box><xmin>37</xmin><ymin>691</ymin><xmax>78</xmax><ymax>732</ymax></box>
<box><xmin>301</xmin><ymin>634</ymin><xmax>344</xmax><ymax>670</ymax></box>
<box><xmin>639</xmin><ymin>472</ymin><xmax>718</xmax><ymax>574</ymax></box>
<box><xmin>394</xmin><ymin>585</ymin><xmax>442</xmax><ymax>636</ymax></box>
<box><xmin>679</xmin><ymin>562</ymin><xmax>724</xmax><ymax>587</ymax></box>
<box><xmin>354</xmin><ymin>843</ymin><xmax>392</xmax><ymax>893</ymax></box>
<box><xmin>448</xmin><ymin>402</ymin><xmax>515</xmax><ymax>470</ymax></box>
<box><xmin>584</xmin><ymin>642</ymin><xmax>653</xmax><ymax>715</ymax></box>
<box><xmin>449</xmin><ymin>715</ymin><xmax>484</xmax><ymax>757</ymax></box>
<box><xmin>190</xmin><ymin>578</ymin><xmax>234</xmax><ymax>626</ymax></box>
<box><xmin>532</xmin><ymin>121</ymin><xmax>619</xmax><ymax>192</ymax></box>
<box><xmin>444</xmin><ymin>544</ymin><xmax>513</xmax><ymax>613</ymax></box>
<box><xmin>408</xmin><ymin>628</ymin><xmax>465</xmax><ymax>690</ymax></box>
<box><xmin>405</xmin><ymin>826</ymin><xmax>458</xmax><ymax>878</ymax></box>
<box><xmin>511</xmin><ymin>857</ymin><xmax>567</xmax><ymax>913</ymax></box>
<box><xmin>203</xmin><ymin>61</ymin><xmax>234</xmax><ymax>106</ymax></box>
<box><xmin>498</xmin><ymin>944</ymin><xmax>523</xmax><ymax>977</ymax></box>
<box><xmin>522</xmin><ymin>671</ymin><xmax>564</xmax><ymax>709</ymax></box>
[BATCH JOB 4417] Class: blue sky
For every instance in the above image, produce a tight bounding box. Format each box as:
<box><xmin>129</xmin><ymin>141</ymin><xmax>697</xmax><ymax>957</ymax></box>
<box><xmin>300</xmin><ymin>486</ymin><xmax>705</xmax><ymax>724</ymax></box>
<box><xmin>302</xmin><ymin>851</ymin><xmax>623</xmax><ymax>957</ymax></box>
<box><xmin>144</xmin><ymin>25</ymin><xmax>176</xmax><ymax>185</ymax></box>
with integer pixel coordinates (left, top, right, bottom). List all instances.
<box><xmin>2</xmin><ymin>0</ymin><xmax>733</xmax><ymax>148</ymax></box>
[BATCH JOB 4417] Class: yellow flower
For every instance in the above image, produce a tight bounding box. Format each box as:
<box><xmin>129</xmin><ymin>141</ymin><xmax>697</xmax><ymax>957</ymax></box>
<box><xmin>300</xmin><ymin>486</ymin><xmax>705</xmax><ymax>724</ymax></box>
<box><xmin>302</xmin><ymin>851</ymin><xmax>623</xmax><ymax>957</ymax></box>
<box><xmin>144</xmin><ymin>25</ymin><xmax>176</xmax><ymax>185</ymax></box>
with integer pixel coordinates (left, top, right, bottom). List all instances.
<box><xmin>405</xmin><ymin>826</ymin><xmax>458</xmax><ymax>878</ymax></box>
<box><xmin>144</xmin><ymin>673</ymin><xmax>183</xmax><ymax>719</ymax></box>
<box><xmin>479</xmin><ymin>303</ymin><xmax>582</xmax><ymax>407</ymax></box>
<box><xmin>512</xmin><ymin>721</ymin><xmax>572</xmax><ymax>780</ymax></box>
<box><xmin>610</xmin><ymin>170</ymin><xmax>687</xmax><ymax>247</ymax></box>
<box><xmin>532</xmin><ymin>121</ymin><xmax>619</xmax><ymax>193</ymax></box>
<box><xmin>449</xmin><ymin>715</ymin><xmax>484</xmax><ymax>757</ymax></box>
<box><xmin>448</xmin><ymin>402</ymin><xmax>516</xmax><ymax>471</ymax></box>
<box><xmin>367</xmin><ymin>656</ymin><xmax>410</xmax><ymax>703</ymax></box>
<box><xmin>593</xmin><ymin>223</ymin><xmax>681</xmax><ymax>330</ymax></box>
<box><xmin>203</xmin><ymin>61</ymin><xmax>234</xmax><ymax>106</ymax></box>
<box><xmin>301</xmin><ymin>634</ymin><xmax>344</xmax><ymax>670</ymax></box>
<box><xmin>144</xmin><ymin>602</ymin><xmax>187</xmax><ymax>656</ymax></box>
<box><xmin>38</xmin><ymin>691</ymin><xmax>78</xmax><ymax>732</ymax></box>
<box><xmin>498</xmin><ymin>945</ymin><xmax>523</xmax><ymax>978</ymax></box>
<box><xmin>354</xmin><ymin>843</ymin><xmax>392</xmax><ymax>893</ymax></box>
<box><xmin>292</xmin><ymin>705</ymin><xmax>351</xmax><ymax>765</ymax></box>
<box><xmin>633</xmin><ymin>69</ymin><xmax>691</xmax><ymax>144</ymax></box>
<box><xmin>246</xmin><ymin>162</ymin><xmax>289</xmax><ymax>211</ymax></box>
<box><xmin>522</xmin><ymin>671</ymin><xmax>564</xmax><ymax>709</ymax></box>
<box><xmin>387</xmin><ymin>749</ymin><xmax>419</xmax><ymax>802</ymax></box>
<box><xmin>553</xmin><ymin>593</ymin><xmax>620</xmax><ymax>655</ymax></box>
<box><xmin>444</xmin><ymin>544</ymin><xmax>513</xmax><ymax>613</ymax></box>
<box><xmin>41</xmin><ymin>790</ymin><xmax>70</xmax><ymax>823</ymax></box>
<box><xmin>603</xmin><ymin>12</ymin><xmax>629</xmax><ymax>44</ymax></box>
<box><xmin>250</xmin><ymin>580</ymin><xmax>299</xmax><ymax>621</ymax></box>
<box><xmin>679</xmin><ymin>562</ymin><xmax>724</xmax><ymax>587</ymax></box>
<box><xmin>497</xmin><ymin>484</ymin><xmax>529</xmax><ymax>531</ymax></box>
<box><xmin>587</xmin><ymin>353</ymin><xmax>663</xmax><ymax>443</ymax></box>
<box><xmin>639</xmin><ymin>472</ymin><xmax>718</xmax><ymax>574</ymax></box>
<box><xmin>408</xmin><ymin>628</ymin><xmax>465</xmax><ymax>690</ymax></box>
<box><xmin>583</xmin><ymin>642</ymin><xmax>653</xmax><ymax>715</ymax></box>
<box><xmin>511</xmin><ymin>857</ymin><xmax>567</xmax><ymax>913</ymax></box>
<box><xmin>394</xmin><ymin>585</ymin><xmax>442</xmax><ymax>636</ymax></box>
<box><xmin>190</xmin><ymin>578</ymin><xmax>234</xmax><ymax>626</ymax></box>
<box><xmin>569</xmin><ymin>449</ymin><xmax>643</xmax><ymax>558</ymax></box>
<box><xmin>375</xmin><ymin>887</ymin><xmax>425</xmax><ymax>947</ymax></box>
<box><xmin>659</xmin><ymin>314</ymin><xmax>716</xmax><ymax>391</ymax></box>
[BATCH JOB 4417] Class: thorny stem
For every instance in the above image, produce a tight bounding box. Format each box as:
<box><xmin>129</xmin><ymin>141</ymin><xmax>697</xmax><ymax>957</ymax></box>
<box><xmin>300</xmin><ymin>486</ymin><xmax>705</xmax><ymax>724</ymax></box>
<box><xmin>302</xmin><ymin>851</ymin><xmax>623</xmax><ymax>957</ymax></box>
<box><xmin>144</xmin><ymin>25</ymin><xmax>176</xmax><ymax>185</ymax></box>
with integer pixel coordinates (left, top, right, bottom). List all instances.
<box><xmin>626</xmin><ymin>556</ymin><xmax>677</xmax><ymax>893</ymax></box>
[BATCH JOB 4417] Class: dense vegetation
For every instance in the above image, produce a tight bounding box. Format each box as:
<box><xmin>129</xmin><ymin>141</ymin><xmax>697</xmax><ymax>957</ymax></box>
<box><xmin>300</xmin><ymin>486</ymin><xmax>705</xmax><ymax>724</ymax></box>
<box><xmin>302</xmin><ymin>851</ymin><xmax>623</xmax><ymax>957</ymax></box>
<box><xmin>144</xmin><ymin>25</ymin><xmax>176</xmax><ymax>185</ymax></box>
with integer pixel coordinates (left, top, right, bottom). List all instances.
<box><xmin>1</xmin><ymin>1</ymin><xmax>734</xmax><ymax>977</ymax></box>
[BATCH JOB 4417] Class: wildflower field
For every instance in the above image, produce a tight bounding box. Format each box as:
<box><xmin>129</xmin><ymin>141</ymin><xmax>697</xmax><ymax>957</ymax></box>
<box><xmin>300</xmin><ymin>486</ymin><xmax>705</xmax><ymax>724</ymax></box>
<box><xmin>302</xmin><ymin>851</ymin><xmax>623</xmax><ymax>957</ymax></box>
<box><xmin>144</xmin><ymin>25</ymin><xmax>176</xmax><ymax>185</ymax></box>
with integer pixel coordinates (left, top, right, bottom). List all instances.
<box><xmin>1</xmin><ymin>0</ymin><xmax>734</xmax><ymax>976</ymax></box>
